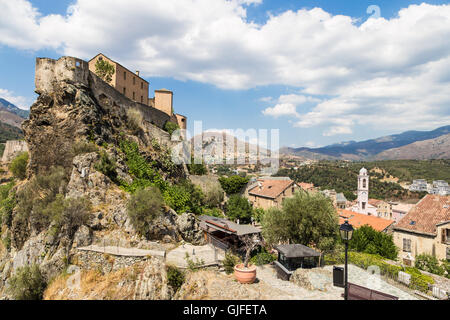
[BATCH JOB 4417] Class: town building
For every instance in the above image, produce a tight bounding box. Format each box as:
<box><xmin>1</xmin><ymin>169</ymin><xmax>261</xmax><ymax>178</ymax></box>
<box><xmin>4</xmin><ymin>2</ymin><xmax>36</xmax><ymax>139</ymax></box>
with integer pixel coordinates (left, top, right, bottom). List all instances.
<box><xmin>336</xmin><ymin>193</ymin><xmax>348</xmax><ymax>209</ymax></box>
<box><xmin>429</xmin><ymin>180</ymin><xmax>450</xmax><ymax>196</ymax></box>
<box><xmin>369</xmin><ymin>199</ymin><xmax>393</xmax><ymax>220</ymax></box>
<box><xmin>393</xmin><ymin>194</ymin><xmax>450</xmax><ymax>265</ymax></box>
<box><xmin>390</xmin><ymin>202</ymin><xmax>416</xmax><ymax>224</ymax></box>
<box><xmin>409</xmin><ymin>179</ymin><xmax>428</xmax><ymax>192</ymax></box>
<box><xmin>247</xmin><ymin>177</ymin><xmax>300</xmax><ymax>210</ymax></box>
<box><xmin>88</xmin><ymin>53</ymin><xmax>186</xmax><ymax>131</ymax></box>
<box><xmin>338</xmin><ymin>209</ymin><xmax>394</xmax><ymax>233</ymax></box>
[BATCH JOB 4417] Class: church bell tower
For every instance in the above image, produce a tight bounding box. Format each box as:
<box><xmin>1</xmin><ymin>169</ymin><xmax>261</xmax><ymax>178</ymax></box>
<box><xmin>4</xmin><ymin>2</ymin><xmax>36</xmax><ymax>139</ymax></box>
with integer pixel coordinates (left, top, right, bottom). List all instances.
<box><xmin>357</xmin><ymin>168</ymin><xmax>369</xmax><ymax>214</ymax></box>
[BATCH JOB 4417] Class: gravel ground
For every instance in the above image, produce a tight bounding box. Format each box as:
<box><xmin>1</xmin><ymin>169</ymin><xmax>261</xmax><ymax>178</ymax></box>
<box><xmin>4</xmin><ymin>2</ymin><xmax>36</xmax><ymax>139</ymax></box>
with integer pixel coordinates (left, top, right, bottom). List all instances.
<box><xmin>166</xmin><ymin>244</ymin><xmax>224</xmax><ymax>268</ymax></box>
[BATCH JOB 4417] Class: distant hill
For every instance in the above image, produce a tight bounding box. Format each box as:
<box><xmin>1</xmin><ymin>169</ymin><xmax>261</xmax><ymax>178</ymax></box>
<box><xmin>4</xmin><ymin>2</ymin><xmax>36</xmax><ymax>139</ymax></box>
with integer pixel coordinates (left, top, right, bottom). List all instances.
<box><xmin>374</xmin><ymin>133</ymin><xmax>450</xmax><ymax>160</ymax></box>
<box><xmin>0</xmin><ymin>98</ymin><xmax>29</xmax><ymax>128</ymax></box>
<box><xmin>282</xmin><ymin>125</ymin><xmax>450</xmax><ymax>160</ymax></box>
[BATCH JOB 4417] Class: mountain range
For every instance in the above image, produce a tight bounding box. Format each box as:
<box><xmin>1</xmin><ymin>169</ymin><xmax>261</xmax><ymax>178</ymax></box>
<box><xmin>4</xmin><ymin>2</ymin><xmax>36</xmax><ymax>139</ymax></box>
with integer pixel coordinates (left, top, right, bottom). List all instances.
<box><xmin>0</xmin><ymin>98</ymin><xmax>29</xmax><ymax>128</ymax></box>
<box><xmin>280</xmin><ymin>125</ymin><xmax>450</xmax><ymax>160</ymax></box>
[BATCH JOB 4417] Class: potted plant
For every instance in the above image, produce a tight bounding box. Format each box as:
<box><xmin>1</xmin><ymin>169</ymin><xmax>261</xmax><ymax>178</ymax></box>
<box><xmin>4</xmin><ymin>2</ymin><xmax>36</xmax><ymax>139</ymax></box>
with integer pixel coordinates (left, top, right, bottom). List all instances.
<box><xmin>234</xmin><ymin>234</ymin><xmax>261</xmax><ymax>284</ymax></box>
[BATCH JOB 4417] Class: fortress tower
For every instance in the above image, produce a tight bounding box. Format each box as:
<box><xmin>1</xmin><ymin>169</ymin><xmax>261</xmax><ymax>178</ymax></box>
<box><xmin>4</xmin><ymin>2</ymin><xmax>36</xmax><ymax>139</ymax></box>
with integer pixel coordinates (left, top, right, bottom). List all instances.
<box><xmin>357</xmin><ymin>167</ymin><xmax>369</xmax><ymax>214</ymax></box>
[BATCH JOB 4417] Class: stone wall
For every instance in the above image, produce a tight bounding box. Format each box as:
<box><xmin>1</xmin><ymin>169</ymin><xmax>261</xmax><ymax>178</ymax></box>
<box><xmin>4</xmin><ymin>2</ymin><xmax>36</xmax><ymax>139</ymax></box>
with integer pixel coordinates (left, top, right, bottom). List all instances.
<box><xmin>75</xmin><ymin>250</ymin><xmax>162</xmax><ymax>274</ymax></box>
<box><xmin>1</xmin><ymin>140</ymin><xmax>28</xmax><ymax>162</ymax></box>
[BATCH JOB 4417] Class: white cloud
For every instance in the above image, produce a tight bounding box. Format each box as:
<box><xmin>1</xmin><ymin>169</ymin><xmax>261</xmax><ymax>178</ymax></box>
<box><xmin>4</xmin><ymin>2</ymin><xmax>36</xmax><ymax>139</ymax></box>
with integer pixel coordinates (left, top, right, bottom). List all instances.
<box><xmin>0</xmin><ymin>1</ymin><xmax>449</xmax><ymax>134</ymax></box>
<box><xmin>0</xmin><ymin>88</ymin><xmax>31</xmax><ymax>109</ymax></box>
<box><xmin>323</xmin><ymin>126</ymin><xmax>353</xmax><ymax>137</ymax></box>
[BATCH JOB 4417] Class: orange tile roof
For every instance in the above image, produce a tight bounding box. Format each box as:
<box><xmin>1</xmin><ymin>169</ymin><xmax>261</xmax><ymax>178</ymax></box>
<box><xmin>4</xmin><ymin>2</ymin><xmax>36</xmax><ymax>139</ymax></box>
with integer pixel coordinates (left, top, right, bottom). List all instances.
<box><xmin>248</xmin><ymin>179</ymin><xmax>294</xmax><ymax>199</ymax></box>
<box><xmin>338</xmin><ymin>209</ymin><xmax>394</xmax><ymax>232</ymax></box>
<box><xmin>298</xmin><ymin>182</ymin><xmax>315</xmax><ymax>191</ymax></box>
<box><xmin>394</xmin><ymin>194</ymin><xmax>450</xmax><ymax>235</ymax></box>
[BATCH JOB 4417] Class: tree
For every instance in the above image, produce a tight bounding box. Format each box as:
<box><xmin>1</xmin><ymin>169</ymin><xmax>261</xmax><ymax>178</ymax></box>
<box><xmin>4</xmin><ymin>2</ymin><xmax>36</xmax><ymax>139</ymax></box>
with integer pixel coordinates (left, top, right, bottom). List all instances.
<box><xmin>261</xmin><ymin>192</ymin><xmax>338</xmax><ymax>252</ymax></box>
<box><xmin>7</xmin><ymin>264</ymin><xmax>46</xmax><ymax>300</ymax></box>
<box><xmin>95</xmin><ymin>58</ymin><xmax>115</xmax><ymax>83</ymax></box>
<box><xmin>218</xmin><ymin>175</ymin><xmax>249</xmax><ymax>195</ymax></box>
<box><xmin>225</xmin><ymin>195</ymin><xmax>253</xmax><ymax>223</ymax></box>
<box><xmin>348</xmin><ymin>225</ymin><xmax>398</xmax><ymax>260</ymax></box>
<box><xmin>127</xmin><ymin>186</ymin><xmax>165</xmax><ymax>237</ymax></box>
<box><xmin>9</xmin><ymin>152</ymin><xmax>29</xmax><ymax>180</ymax></box>
<box><xmin>239</xmin><ymin>233</ymin><xmax>262</xmax><ymax>268</ymax></box>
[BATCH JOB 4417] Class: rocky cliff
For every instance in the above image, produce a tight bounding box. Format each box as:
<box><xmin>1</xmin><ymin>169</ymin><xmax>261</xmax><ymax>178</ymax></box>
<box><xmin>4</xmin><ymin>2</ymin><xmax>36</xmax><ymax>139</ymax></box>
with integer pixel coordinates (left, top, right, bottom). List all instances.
<box><xmin>0</xmin><ymin>56</ymin><xmax>203</xmax><ymax>300</ymax></box>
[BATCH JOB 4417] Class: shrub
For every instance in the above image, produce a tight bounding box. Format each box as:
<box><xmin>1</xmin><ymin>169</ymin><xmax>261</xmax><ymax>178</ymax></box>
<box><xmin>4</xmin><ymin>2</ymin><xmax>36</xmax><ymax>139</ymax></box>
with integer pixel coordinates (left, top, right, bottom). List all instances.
<box><xmin>7</xmin><ymin>264</ymin><xmax>46</xmax><ymax>300</ymax></box>
<box><xmin>127</xmin><ymin>109</ymin><xmax>143</xmax><ymax>134</ymax></box>
<box><xmin>185</xmin><ymin>253</ymin><xmax>205</xmax><ymax>271</ymax></box>
<box><xmin>347</xmin><ymin>225</ymin><xmax>398</xmax><ymax>260</ymax></box>
<box><xmin>127</xmin><ymin>186</ymin><xmax>165</xmax><ymax>237</ymax></box>
<box><xmin>164</xmin><ymin>121</ymin><xmax>180</xmax><ymax>136</ymax></box>
<box><xmin>218</xmin><ymin>175</ymin><xmax>249</xmax><ymax>195</ymax></box>
<box><xmin>202</xmin><ymin>183</ymin><xmax>224</xmax><ymax>208</ymax></box>
<box><xmin>0</xmin><ymin>181</ymin><xmax>15</xmax><ymax>227</ymax></box>
<box><xmin>9</xmin><ymin>152</ymin><xmax>29</xmax><ymax>180</ymax></box>
<box><xmin>202</xmin><ymin>207</ymin><xmax>224</xmax><ymax>218</ymax></box>
<box><xmin>223</xmin><ymin>251</ymin><xmax>241</xmax><ymax>275</ymax></box>
<box><xmin>72</xmin><ymin>141</ymin><xmax>98</xmax><ymax>156</ymax></box>
<box><xmin>166</xmin><ymin>265</ymin><xmax>185</xmax><ymax>292</ymax></box>
<box><xmin>163</xmin><ymin>180</ymin><xmax>204</xmax><ymax>214</ymax></box>
<box><xmin>94</xmin><ymin>58</ymin><xmax>115</xmax><ymax>83</ymax></box>
<box><xmin>404</xmin><ymin>267</ymin><xmax>434</xmax><ymax>292</ymax></box>
<box><xmin>250</xmin><ymin>248</ymin><xmax>276</xmax><ymax>266</ymax></box>
<box><xmin>94</xmin><ymin>150</ymin><xmax>118</xmax><ymax>183</ymax></box>
<box><xmin>225</xmin><ymin>195</ymin><xmax>252</xmax><ymax>223</ymax></box>
<box><xmin>415</xmin><ymin>254</ymin><xmax>445</xmax><ymax>276</ymax></box>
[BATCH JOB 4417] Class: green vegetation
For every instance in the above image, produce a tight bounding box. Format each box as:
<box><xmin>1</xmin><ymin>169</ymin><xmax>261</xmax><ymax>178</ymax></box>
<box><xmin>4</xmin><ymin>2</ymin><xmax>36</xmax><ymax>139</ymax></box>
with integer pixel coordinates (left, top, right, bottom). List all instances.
<box><xmin>276</xmin><ymin>161</ymin><xmax>428</xmax><ymax>200</ymax></box>
<box><xmin>225</xmin><ymin>195</ymin><xmax>253</xmax><ymax>223</ymax></box>
<box><xmin>15</xmin><ymin>166</ymin><xmax>68</xmax><ymax>234</ymax></box>
<box><xmin>415</xmin><ymin>254</ymin><xmax>447</xmax><ymax>277</ymax></box>
<box><xmin>262</xmin><ymin>192</ymin><xmax>338</xmax><ymax>252</ymax></box>
<box><xmin>126</xmin><ymin>186</ymin><xmax>165</xmax><ymax>238</ymax></box>
<box><xmin>166</xmin><ymin>265</ymin><xmax>185</xmax><ymax>292</ymax></box>
<box><xmin>188</xmin><ymin>161</ymin><xmax>208</xmax><ymax>176</ymax></box>
<box><xmin>250</xmin><ymin>248</ymin><xmax>277</xmax><ymax>266</ymax></box>
<box><xmin>185</xmin><ymin>253</ymin><xmax>205</xmax><ymax>271</ymax></box>
<box><xmin>223</xmin><ymin>251</ymin><xmax>241</xmax><ymax>274</ymax></box>
<box><xmin>163</xmin><ymin>181</ymin><xmax>203</xmax><ymax>214</ymax></box>
<box><xmin>163</xmin><ymin>121</ymin><xmax>180</xmax><ymax>136</ymax></box>
<box><xmin>71</xmin><ymin>140</ymin><xmax>99</xmax><ymax>156</ymax></box>
<box><xmin>324</xmin><ymin>251</ymin><xmax>435</xmax><ymax>292</ymax></box>
<box><xmin>0</xmin><ymin>181</ymin><xmax>15</xmax><ymax>228</ymax></box>
<box><xmin>7</xmin><ymin>264</ymin><xmax>46</xmax><ymax>300</ymax></box>
<box><xmin>94</xmin><ymin>150</ymin><xmax>118</xmax><ymax>183</ymax></box>
<box><xmin>9</xmin><ymin>152</ymin><xmax>29</xmax><ymax>180</ymax></box>
<box><xmin>218</xmin><ymin>175</ymin><xmax>249</xmax><ymax>195</ymax></box>
<box><xmin>94</xmin><ymin>58</ymin><xmax>115</xmax><ymax>83</ymax></box>
<box><xmin>347</xmin><ymin>225</ymin><xmax>398</xmax><ymax>260</ymax></box>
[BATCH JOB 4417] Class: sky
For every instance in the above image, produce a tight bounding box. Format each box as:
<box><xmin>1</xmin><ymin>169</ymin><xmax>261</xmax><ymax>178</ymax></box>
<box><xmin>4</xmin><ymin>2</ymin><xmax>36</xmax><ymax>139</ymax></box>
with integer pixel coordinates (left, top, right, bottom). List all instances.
<box><xmin>0</xmin><ymin>0</ymin><xmax>449</xmax><ymax>149</ymax></box>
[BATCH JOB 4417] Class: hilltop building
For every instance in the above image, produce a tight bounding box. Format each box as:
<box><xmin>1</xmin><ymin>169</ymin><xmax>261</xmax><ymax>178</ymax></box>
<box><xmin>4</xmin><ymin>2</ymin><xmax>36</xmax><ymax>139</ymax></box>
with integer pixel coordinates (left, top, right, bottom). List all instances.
<box><xmin>88</xmin><ymin>53</ymin><xmax>186</xmax><ymax>131</ymax></box>
<box><xmin>429</xmin><ymin>180</ymin><xmax>450</xmax><ymax>196</ymax></box>
<box><xmin>393</xmin><ymin>194</ymin><xmax>450</xmax><ymax>265</ymax></box>
<box><xmin>409</xmin><ymin>179</ymin><xmax>428</xmax><ymax>192</ymax></box>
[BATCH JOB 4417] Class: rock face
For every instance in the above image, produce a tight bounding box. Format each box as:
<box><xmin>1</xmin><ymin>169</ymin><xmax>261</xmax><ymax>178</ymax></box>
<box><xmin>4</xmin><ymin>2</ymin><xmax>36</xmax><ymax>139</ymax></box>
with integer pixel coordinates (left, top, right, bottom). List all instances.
<box><xmin>176</xmin><ymin>213</ymin><xmax>205</xmax><ymax>245</ymax></box>
<box><xmin>1</xmin><ymin>140</ymin><xmax>28</xmax><ymax>163</ymax></box>
<box><xmin>290</xmin><ymin>268</ymin><xmax>333</xmax><ymax>292</ymax></box>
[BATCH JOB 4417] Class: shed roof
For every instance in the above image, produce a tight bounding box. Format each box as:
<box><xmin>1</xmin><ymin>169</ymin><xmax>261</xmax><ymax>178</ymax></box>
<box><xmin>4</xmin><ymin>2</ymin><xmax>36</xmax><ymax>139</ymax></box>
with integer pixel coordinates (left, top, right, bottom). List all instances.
<box><xmin>274</xmin><ymin>244</ymin><xmax>320</xmax><ymax>258</ymax></box>
<box><xmin>198</xmin><ymin>215</ymin><xmax>261</xmax><ymax>236</ymax></box>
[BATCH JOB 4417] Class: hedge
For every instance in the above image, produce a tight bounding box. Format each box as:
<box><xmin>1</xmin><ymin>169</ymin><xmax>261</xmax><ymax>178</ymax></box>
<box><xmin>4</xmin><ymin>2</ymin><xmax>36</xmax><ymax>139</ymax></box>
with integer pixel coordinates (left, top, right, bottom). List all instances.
<box><xmin>324</xmin><ymin>251</ymin><xmax>434</xmax><ymax>293</ymax></box>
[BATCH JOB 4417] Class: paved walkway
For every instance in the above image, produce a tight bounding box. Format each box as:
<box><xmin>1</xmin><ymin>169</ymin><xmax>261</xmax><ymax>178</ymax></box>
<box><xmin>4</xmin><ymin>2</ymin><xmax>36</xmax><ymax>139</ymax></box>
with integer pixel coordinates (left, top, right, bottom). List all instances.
<box><xmin>255</xmin><ymin>264</ymin><xmax>418</xmax><ymax>300</ymax></box>
<box><xmin>77</xmin><ymin>245</ymin><xmax>166</xmax><ymax>258</ymax></box>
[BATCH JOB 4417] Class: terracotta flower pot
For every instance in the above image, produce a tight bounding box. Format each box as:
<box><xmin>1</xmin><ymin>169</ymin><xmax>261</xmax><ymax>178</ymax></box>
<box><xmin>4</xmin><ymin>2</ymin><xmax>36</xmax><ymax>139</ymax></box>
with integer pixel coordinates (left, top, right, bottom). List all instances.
<box><xmin>234</xmin><ymin>263</ymin><xmax>257</xmax><ymax>284</ymax></box>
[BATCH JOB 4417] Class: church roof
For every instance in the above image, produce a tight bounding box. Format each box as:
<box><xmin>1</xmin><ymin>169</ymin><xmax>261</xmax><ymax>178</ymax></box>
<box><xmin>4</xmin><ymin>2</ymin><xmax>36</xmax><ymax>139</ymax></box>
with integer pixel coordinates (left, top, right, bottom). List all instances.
<box><xmin>359</xmin><ymin>167</ymin><xmax>368</xmax><ymax>175</ymax></box>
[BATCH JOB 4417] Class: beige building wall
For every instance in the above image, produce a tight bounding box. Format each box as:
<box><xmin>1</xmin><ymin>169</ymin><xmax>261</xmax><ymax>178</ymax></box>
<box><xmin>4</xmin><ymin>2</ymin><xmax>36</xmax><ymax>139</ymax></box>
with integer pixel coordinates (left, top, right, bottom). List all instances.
<box><xmin>393</xmin><ymin>224</ymin><xmax>449</xmax><ymax>265</ymax></box>
<box><xmin>249</xmin><ymin>184</ymin><xmax>299</xmax><ymax>210</ymax></box>
<box><xmin>175</xmin><ymin>114</ymin><xmax>187</xmax><ymax>130</ymax></box>
<box><xmin>154</xmin><ymin>90</ymin><xmax>173</xmax><ymax>116</ymax></box>
<box><xmin>376</xmin><ymin>201</ymin><xmax>393</xmax><ymax>220</ymax></box>
<box><xmin>89</xmin><ymin>54</ymin><xmax>149</xmax><ymax>105</ymax></box>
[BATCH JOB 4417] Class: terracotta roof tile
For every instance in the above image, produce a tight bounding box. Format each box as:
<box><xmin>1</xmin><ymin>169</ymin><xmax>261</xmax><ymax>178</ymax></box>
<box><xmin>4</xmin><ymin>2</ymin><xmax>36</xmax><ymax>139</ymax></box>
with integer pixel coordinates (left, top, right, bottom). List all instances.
<box><xmin>338</xmin><ymin>209</ymin><xmax>394</xmax><ymax>232</ymax></box>
<box><xmin>394</xmin><ymin>194</ymin><xmax>450</xmax><ymax>235</ymax></box>
<box><xmin>298</xmin><ymin>182</ymin><xmax>315</xmax><ymax>191</ymax></box>
<box><xmin>248</xmin><ymin>179</ymin><xmax>294</xmax><ymax>199</ymax></box>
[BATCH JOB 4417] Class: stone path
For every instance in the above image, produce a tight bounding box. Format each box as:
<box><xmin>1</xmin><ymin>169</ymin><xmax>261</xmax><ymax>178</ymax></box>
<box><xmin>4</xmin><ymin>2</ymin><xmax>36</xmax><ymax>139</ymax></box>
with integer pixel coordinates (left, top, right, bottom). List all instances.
<box><xmin>166</xmin><ymin>244</ymin><xmax>224</xmax><ymax>269</ymax></box>
<box><xmin>255</xmin><ymin>264</ymin><xmax>418</xmax><ymax>300</ymax></box>
<box><xmin>77</xmin><ymin>245</ymin><xmax>166</xmax><ymax>258</ymax></box>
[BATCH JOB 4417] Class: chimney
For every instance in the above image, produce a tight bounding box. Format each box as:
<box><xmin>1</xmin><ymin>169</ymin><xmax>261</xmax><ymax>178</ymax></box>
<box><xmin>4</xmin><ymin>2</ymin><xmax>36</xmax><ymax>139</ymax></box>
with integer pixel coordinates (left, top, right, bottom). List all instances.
<box><xmin>136</xmin><ymin>71</ymin><xmax>140</xmax><ymax>76</ymax></box>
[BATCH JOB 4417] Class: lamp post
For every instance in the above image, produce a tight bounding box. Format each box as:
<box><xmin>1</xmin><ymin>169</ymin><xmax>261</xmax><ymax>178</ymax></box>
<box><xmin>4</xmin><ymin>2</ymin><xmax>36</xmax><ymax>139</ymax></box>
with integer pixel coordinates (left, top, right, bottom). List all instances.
<box><xmin>339</xmin><ymin>220</ymin><xmax>354</xmax><ymax>300</ymax></box>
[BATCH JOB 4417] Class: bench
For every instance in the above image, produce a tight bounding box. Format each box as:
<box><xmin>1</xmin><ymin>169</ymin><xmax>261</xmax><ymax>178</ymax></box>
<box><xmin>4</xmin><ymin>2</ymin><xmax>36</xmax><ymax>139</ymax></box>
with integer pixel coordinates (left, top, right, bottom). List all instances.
<box><xmin>342</xmin><ymin>282</ymin><xmax>399</xmax><ymax>300</ymax></box>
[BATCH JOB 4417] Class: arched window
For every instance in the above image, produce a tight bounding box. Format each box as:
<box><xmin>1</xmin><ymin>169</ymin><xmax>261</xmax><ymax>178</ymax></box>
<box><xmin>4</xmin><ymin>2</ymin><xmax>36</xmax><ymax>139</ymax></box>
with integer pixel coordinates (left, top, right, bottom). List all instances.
<box><xmin>363</xmin><ymin>179</ymin><xmax>367</xmax><ymax>188</ymax></box>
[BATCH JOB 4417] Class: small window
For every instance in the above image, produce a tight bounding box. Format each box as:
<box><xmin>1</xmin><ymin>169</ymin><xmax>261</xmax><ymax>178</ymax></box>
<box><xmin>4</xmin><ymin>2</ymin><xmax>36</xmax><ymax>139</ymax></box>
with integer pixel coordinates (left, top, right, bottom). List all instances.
<box><xmin>363</xmin><ymin>179</ymin><xmax>367</xmax><ymax>188</ymax></box>
<box><xmin>133</xmin><ymin>92</ymin><xmax>135</xmax><ymax>100</ymax></box>
<box><xmin>133</xmin><ymin>77</ymin><xmax>136</xmax><ymax>85</ymax></box>
<box><xmin>75</xmin><ymin>61</ymin><xmax>81</xmax><ymax>68</ymax></box>
<box><xmin>403</xmin><ymin>239</ymin><xmax>411</xmax><ymax>252</ymax></box>
<box><xmin>141</xmin><ymin>96</ymin><xmax>143</xmax><ymax>103</ymax></box>
<box><xmin>124</xmin><ymin>72</ymin><xmax>126</xmax><ymax>80</ymax></box>
<box><xmin>123</xmin><ymin>87</ymin><xmax>126</xmax><ymax>95</ymax></box>
<box><xmin>141</xmin><ymin>82</ymin><xmax>143</xmax><ymax>89</ymax></box>
<box><xmin>362</xmin><ymin>202</ymin><xmax>366</xmax><ymax>210</ymax></box>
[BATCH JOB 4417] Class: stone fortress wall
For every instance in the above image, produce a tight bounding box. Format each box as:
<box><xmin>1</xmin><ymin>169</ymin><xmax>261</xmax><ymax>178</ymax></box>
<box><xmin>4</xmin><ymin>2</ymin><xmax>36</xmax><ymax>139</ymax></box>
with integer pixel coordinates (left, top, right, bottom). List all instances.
<box><xmin>1</xmin><ymin>140</ymin><xmax>29</xmax><ymax>163</ymax></box>
<box><xmin>35</xmin><ymin>56</ymin><xmax>174</xmax><ymax>132</ymax></box>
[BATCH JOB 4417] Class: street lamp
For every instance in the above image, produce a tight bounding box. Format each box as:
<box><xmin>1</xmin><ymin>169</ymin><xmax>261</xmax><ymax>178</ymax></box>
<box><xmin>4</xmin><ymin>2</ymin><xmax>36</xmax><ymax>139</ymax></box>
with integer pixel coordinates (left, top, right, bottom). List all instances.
<box><xmin>339</xmin><ymin>220</ymin><xmax>354</xmax><ymax>300</ymax></box>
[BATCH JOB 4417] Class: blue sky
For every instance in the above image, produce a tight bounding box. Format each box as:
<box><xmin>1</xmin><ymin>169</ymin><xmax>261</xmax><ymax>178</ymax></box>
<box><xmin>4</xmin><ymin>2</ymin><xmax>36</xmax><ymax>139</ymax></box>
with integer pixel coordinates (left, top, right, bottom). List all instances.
<box><xmin>0</xmin><ymin>0</ymin><xmax>449</xmax><ymax>148</ymax></box>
